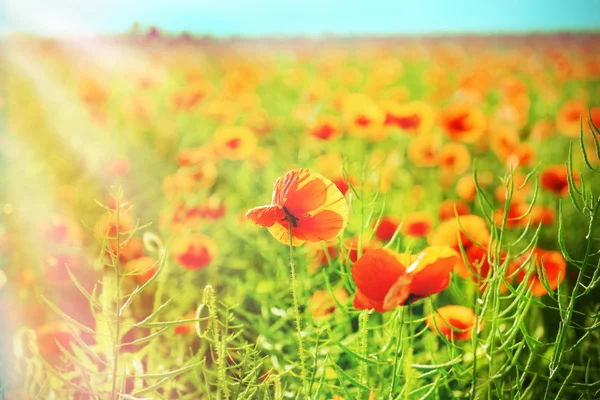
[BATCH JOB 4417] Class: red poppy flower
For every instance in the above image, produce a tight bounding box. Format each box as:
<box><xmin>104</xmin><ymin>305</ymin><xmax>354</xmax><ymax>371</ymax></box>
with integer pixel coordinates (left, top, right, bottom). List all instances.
<box><xmin>428</xmin><ymin>214</ymin><xmax>490</xmax><ymax>252</ymax></box>
<box><xmin>515</xmin><ymin>248</ymin><xmax>566</xmax><ymax>296</ymax></box>
<box><xmin>212</xmin><ymin>126</ymin><xmax>258</xmax><ymax>161</ymax></box>
<box><xmin>37</xmin><ymin>323</ymin><xmax>75</xmax><ymax>362</ymax></box>
<box><xmin>530</xmin><ymin>205</ymin><xmax>556</xmax><ymax>226</ymax></box>
<box><xmin>308</xmin><ymin>115</ymin><xmax>342</xmax><ymax>140</ymax></box>
<box><xmin>438</xmin><ymin>143</ymin><xmax>471</xmax><ymax>176</ymax></box>
<box><xmin>351</xmin><ymin>247</ymin><xmax>458</xmax><ymax>313</ymax></box>
<box><xmin>351</xmin><ymin>249</ymin><xmax>412</xmax><ymax>312</ymax></box>
<box><xmin>540</xmin><ymin>165</ymin><xmax>580</xmax><ymax>196</ymax></box>
<box><xmin>556</xmin><ymin>99</ymin><xmax>587</xmax><ymax>138</ymax></box>
<box><xmin>246</xmin><ymin>169</ymin><xmax>349</xmax><ymax>246</ymax></box>
<box><xmin>440</xmin><ymin>104</ymin><xmax>486</xmax><ymax>143</ymax></box>
<box><xmin>401</xmin><ymin>212</ymin><xmax>434</xmax><ymax>238</ymax></box>
<box><xmin>126</xmin><ymin>256</ymin><xmax>159</xmax><ymax>284</ymax></box>
<box><xmin>427</xmin><ymin>305</ymin><xmax>479</xmax><ymax>341</ymax></box>
<box><xmin>374</xmin><ymin>215</ymin><xmax>401</xmax><ymax>242</ymax></box>
<box><xmin>438</xmin><ymin>200</ymin><xmax>470</xmax><ymax>221</ymax></box>
<box><xmin>94</xmin><ymin>213</ymin><xmax>142</xmax><ymax>262</ymax></box>
<box><xmin>405</xmin><ymin>247</ymin><xmax>459</xmax><ymax>300</ymax></box>
<box><xmin>171</xmin><ymin>234</ymin><xmax>218</xmax><ymax>270</ymax></box>
<box><xmin>455</xmin><ymin>245</ymin><xmax>511</xmax><ymax>291</ymax></box>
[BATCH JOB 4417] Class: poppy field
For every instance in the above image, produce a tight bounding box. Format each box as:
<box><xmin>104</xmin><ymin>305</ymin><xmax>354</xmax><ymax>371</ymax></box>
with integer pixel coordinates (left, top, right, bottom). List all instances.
<box><xmin>1</xmin><ymin>32</ymin><xmax>600</xmax><ymax>399</ymax></box>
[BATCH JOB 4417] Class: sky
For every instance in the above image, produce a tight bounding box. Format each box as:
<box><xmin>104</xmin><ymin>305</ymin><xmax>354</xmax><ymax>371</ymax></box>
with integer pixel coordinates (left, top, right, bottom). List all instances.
<box><xmin>2</xmin><ymin>0</ymin><xmax>600</xmax><ymax>37</ymax></box>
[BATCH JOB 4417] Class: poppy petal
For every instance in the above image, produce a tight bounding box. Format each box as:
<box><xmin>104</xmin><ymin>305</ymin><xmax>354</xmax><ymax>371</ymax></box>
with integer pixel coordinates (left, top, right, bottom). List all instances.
<box><xmin>352</xmin><ymin>289</ymin><xmax>385</xmax><ymax>312</ymax></box>
<box><xmin>285</xmin><ymin>174</ymin><xmax>328</xmax><ymax>214</ymax></box>
<box><xmin>383</xmin><ymin>274</ymin><xmax>412</xmax><ymax>310</ymax></box>
<box><xmin>351</xmin><ymin>249</ymin><xmax>408</xmax><ymax>304</ymax></box>
<box><xmin>267</xmin><ymin>222</ymin><xmax>306</xmax><ymax>246</ymax></box>
<box><xmin>294</xmin><ymin>210</ymin><xmax>345</xmax><ymax>242</ymax></box>
<box><xmin>245</xmin><ymin>205</ymin><xmax>285</xmax><ymax>227</ymax></box>
<box><xmin>407</xmin><ymin>246</ymin><xmax>458</xmax><ymax>297</ymax></box>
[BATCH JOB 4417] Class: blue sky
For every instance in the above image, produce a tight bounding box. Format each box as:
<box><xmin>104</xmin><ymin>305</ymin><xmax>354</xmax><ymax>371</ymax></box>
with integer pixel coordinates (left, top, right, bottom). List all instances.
<box><xmin>2</xmin><ymin>0</ymin><xmax>600</xmax><ymax>37</ymax></box>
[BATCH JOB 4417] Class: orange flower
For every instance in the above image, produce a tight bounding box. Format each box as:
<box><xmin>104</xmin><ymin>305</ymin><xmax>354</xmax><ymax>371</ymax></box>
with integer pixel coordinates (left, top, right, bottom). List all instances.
<box><xmin>382</xmin><ymin>101</ymin><xmax>434</xmax><ymax>135</ymax></box>
<box><xmin>172</xmin><ymin>81</ymin><xmax>209</xmax><ymax>112</ymax></box>
<box><xmin>456</xmin><ymin>175</ymin><xmax>477</xmax><ymax>202</ymax></box>
<box><xmin>94</xmin><ymin>213</ymin><xmax>141</xmax><ymax>262</ymax></box>
<box><xmin>515</xmin><ymin>248</ymin><xmax>566</xmax><ymax>296</ymax></box>
<box><xmin>341</xmin><ymin>93</ymin><xmax>386</xmax><ymax>140</ymax></box>
<box><xmin>159</xmin><ymin>203</ymin><xmax>201</xmax><ymax>234</ymax></box>
<box><xmin>530</xmin><ymin>120</ymin><xmax>555</xmax><ymax>142</ymax></box>
<box><xmin>351</xmin><ymin>247</ymin><xmax>458</xmax><ymax>312</ymax></box>
<box><xmin>428</xmin><ymin>214</ymin><xmax>490</xmax><ymax>252</ymax></box>
<box><xmin>490</xmin><ymin>127</ymin><xmax>519</xmax><ymax>162</ymax></box>
<box><xmin>510</xmin><ymin>142</ymin><xmax>536</xmax><ymax>168</ymax></box>
<box><xmin>307</xmin><ymin>288</ymin><xmax>349</xmax><ymax>320</ymax></box>
<box><xmin>407</xmin><ymin>135</ymin><xmax>440</xmax><ymax>167</ymax></box>
<box><xmin>243</xmin><ymin>108</ymin><xmax>272</xmax><ymax>136</ymax></box>
<box><xmin>556</xmin><ymin>99</ymin><xmax>587</xmax><ymax>138</ymax></box>
<box><xmin>494</xmin><ymin>172</ymin><xmax>531</xmax><ymax>205</ymax></box>
<box><xmin>78</xmin><ymin>75</ymin><xmax>107</xmax><ymax>107</ymax></box>
<box><xmin>125</xmin><ymin>256</ymin><xmax>158</xmax><ymax>284</ymax></box>
<box><xmin>308</xmin><ymin>115</ymin><xmax>341</xmax><ymax>141</ymax></box>
<box><xmin>541</xmin><ymin>165</ymin><xmax>579</xmax><ymax>196</ymax></box>
<box><xmin>401</xmin><ymin>212</ymin><xmax>434</xmax><ymax>238</ymax></box>
<box><xmin>37</xmin><ymin>323</ymin><xmax>75</xmax><ymax>362</ymax></box>
<box><xmin>427</xmin><ymin>305</ymin><xmax>479</xmax><ymax>341</ymax></box>
<box><xmin>530</xmin><ymin>205</ymin><xmax>556</xmax><ymax>226</ymax></box>
<box><xmin>438</xmin><ymin>200</ymin><xmax>470</xmax><ymax>221</ymax></box>
<box><xmin>438</xmin><ymin>143</ymin><xmax>471</xmax><ymax>176</ymax></box>
<box><xmin>406</xmin><ymin>247</ymin><xmax>459</xmax><ymax>300</ymax></box>
<box><xmin>171</xmin><ymin>234</ymin><xmax>218</xmax><ymax>270</ymax></box>
<box><xmin>177</xmin><ymin>146</ymin><xmax>213</xmax><ymax>167</ymax></box>
<box><xmin>202</xmin><ymin>99</ymin><xmax>238</xmax><ymax>124</ymax></box>
<box><xmin>493</xmin><ymin>202</ymin><xmax>532</xmax><ymax>229</ymax></box>
<box><xmin>454</xmin><ymin>245</ymin><xmax>512</xmax><ymax>293</ymax></box>
<box><xmin>351</xmin><ymin>249</ymin><xmax>411</xmax><ymax>312</ymax></box>
<box><xmin>119</xmin><ymin>237</ymin><xmax>144</xmax><ymax>263</ymax></box>
<box><xmin>374</xmin><ymin>215</ymin><xmax>401</xmax><ymax>242</ymax></box>
<box><xmin>246</xmin><ymin>169</ymin><xmax>349</xmax><ymax>246</ymax></box>
<box><xmin>212</xmin><ymin>126</ymin><xmax>258</xmax><ymax>160</ymax></box>
<box><xmin>440</xmin><ymin>104</ymin><xmax>486</xmax><ymax>143</ymax></box>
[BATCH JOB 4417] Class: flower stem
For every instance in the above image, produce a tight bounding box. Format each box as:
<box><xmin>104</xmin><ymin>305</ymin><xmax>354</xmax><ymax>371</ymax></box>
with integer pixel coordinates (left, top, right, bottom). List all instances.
<box><xmin>288</xmin><ymin>223</ymin><xmax>308</xmax><ymax>396</ymax></box>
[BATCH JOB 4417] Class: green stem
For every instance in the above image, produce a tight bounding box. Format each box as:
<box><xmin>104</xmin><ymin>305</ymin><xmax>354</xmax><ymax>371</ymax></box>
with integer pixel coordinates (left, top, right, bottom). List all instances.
<box><xmin>288</xmin><ymin>223</ymin><xmax>308</xmax><ymax>396</ymax></box>
<box><xmin>389</xmin><ymin>307</ymin><xmax>404</xmax><ymax>398</ymax></box>
<box><xmin>404</xmin><ymin>304</ymin><xmax>414</xmax><ymax>400</ymax></box>
<box><xmin>545</xmin><ymin>198</ymin><xmax>600</xmax><ymax>397</ymax></box>
<box><xmin>471</xmin><ymin>276</ymin><xmax>482</xmax><ymax>400</ymax></box>
<box><xmin>358</xmin><ymin>310</ymin><xmax>369</xmax><ymax>392</ymax></box>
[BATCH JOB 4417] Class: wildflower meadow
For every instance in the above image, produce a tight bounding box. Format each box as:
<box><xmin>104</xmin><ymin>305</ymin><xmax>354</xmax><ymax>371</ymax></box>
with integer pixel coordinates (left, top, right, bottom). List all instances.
<box><xmin>1</xmin><ymin>28</ymin><xmax>600</xmax><ymax>399</ymax></box>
